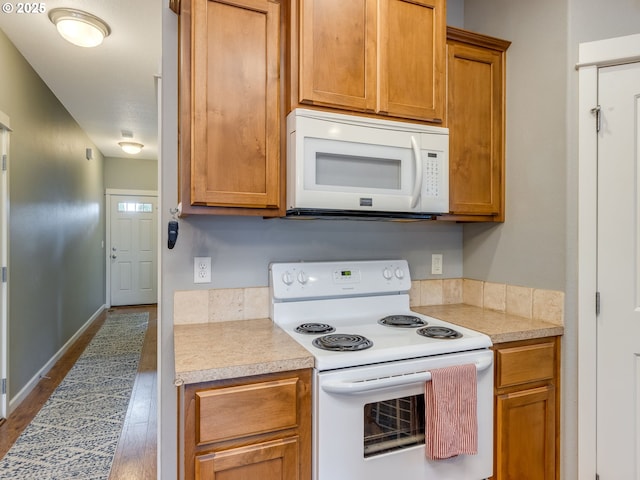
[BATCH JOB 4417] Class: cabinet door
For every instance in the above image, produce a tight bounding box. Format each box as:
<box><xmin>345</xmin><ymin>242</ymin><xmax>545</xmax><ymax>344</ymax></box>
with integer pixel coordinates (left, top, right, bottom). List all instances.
<box><xmin>495</xmin><ymin>386</ymin><xmax>556</xmax><ymax>480</ymax></box>
<box><xmin>298</xmin><ymin>0</ymin><xmax>377</xmax><ymax>111</ymax></box>
<box><xmin>182</xmin><ymin>0</ymin><xmax>282</xmax><ymax>213</ymax></box>
<box><xmin>195</xmin><ymin>437</ymin><xmax>299</xmax><ymax>480</ymax></box>
<box><xmin>378</xmin><ymin>0</ymin><xmax>445</xmax><ymax>122</ymax></box>
<box><xmin>446</xmin><ymin>29</ymin><xmax>509</xmax><ymax>221</ymax></box>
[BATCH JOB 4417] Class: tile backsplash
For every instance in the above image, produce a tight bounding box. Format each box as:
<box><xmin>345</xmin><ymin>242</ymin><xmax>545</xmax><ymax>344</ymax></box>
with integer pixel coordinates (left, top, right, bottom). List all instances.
<box><xmin>409</xmin><ymin>278</ymin><xmax>564</xmax><ymax>325</ymax></box>
<box><xmin>173</xmin><ymin>287</ymin><xmax>270</xmax><ymax>325</ymax></box>
<box><xmin>174</xmin><ymin>279</ymin><xmax>564</xmax><ymax>326</ymax></box>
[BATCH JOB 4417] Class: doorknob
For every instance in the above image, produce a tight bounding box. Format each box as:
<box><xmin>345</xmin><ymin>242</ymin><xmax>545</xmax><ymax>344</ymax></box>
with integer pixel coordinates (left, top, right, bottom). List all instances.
<box><xmin>111</xmin><ymin>254</ymin><xmax>117</xmax><ymax>259</ymax></box>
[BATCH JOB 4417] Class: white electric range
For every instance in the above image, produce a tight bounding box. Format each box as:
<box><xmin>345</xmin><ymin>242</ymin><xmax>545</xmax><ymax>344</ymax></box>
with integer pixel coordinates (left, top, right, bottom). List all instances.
<box><xmin>270</xmin><ymin>259</ymin><xmax>494</xmax><ymax>480</ymax></box>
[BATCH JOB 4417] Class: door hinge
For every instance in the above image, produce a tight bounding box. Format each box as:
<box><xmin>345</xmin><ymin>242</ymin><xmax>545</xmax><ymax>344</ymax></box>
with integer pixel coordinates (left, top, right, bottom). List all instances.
<box><xmin>1</xmin><ymin>154</ymin><xmax>6</xmax><ymax>171</ymax></box>
<box><xmin>1</xmin><ymin>378</ymin><xmax>5</xmax><ymax>395</ymax></box>
<box><xmin>1</xmin><ymin>267</ymin><xmax>6</xmax><ymax>283</ymax></box>
<box><xmin>596</xmin><ymin>474</ymin><xmax>600</xmax><ymax>480</ymax></box>
<box><xmin>596</xmin><ymin>291</ymin><xmax>601</xmax><ymax>315</ymax></box>
<box><xmin>591</xmin><ymin>105</ymin><xmax>601</xmax><ymax>132</ymax></box>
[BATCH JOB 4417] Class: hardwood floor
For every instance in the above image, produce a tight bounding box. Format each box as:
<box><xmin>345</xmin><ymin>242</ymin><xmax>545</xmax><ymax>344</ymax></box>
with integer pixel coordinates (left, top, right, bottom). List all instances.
<box><xmin>0</xmin><ymin>304</ymin><xmax>157</xmax><ymax>479</ymax></box>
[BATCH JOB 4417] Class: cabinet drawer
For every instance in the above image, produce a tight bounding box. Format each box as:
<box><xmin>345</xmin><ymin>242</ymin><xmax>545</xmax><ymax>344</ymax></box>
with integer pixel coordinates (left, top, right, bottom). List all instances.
<box><xmin>196</xmin><ymin>378</ymin><xmax>299</xmax><ymax>445</ymax></box>
<box><xmin>195</xmin><ymin>437</ymin><xmax>299</xmax><ymax>480</ymax></box>
<box><xmin>496</xmin><ymin>341</ymin><xmax>556</xmax><ymax>388</ymax></box>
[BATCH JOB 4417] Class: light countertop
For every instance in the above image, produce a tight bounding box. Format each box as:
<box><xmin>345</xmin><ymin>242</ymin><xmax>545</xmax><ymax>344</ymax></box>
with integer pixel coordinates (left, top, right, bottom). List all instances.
<box><xmin>174</xmin><ymin>304</ymin><xmax>563</xmax><ymax>386</ymax></box>
<box><xmin>174</xmin><ymin>318</ymin><xmax>314</xmax><ymax>385</ymax></box>
<box><xmin>413</xmin><ymin>304</ymin><xmax>564</xmax><ymax>344</ymax></box>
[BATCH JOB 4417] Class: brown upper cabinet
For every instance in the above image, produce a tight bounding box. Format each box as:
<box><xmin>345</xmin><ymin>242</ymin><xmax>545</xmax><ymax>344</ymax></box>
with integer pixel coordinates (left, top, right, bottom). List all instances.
<box><xmin>173</xmin><ymin>0</ymin><xmax>510</xmax><ymax>221</ymax></box>
<box><xmin>442</xmin><ymin>27</ymin><xmax>511</xmax><ymax>222</ymax></box>
<box><xmin>291</xmin><ymin>0</ymin><xmax>446</xmax><ymax>123</ymax></box>
<box><xmin>176</xmin><ymin>0</ymin><xmax>285</xmax><ymax>216</ymax></box>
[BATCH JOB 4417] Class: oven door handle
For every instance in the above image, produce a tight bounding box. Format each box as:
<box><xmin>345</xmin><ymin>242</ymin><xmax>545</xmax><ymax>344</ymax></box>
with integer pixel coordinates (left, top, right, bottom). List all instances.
<box><xmin>321</xmin><ymin>356</ymin><xmax>492</xmax><ymax>394</ymax></box>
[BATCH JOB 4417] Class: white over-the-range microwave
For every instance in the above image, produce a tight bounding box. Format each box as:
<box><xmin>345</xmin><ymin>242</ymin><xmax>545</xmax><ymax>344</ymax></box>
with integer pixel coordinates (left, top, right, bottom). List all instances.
<box><xmin>286</xmin><ymin>108</ymin><xmax>449</xmax><ymax>219</ymax></box>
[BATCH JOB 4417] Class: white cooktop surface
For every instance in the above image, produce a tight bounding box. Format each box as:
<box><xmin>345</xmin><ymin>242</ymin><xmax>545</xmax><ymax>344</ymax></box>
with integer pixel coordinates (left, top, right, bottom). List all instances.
<box><xmin>270</xmin><ymin>260</ymin><xmax>491</xmax><ymax>371</ymax></box>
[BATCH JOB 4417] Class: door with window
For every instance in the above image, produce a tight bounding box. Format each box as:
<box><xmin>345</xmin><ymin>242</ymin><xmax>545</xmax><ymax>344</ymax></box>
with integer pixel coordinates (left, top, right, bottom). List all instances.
<box><xmin>108</xmin><ymin>192</ymin><xmax>157</xmax><ymax>306</ymax></box>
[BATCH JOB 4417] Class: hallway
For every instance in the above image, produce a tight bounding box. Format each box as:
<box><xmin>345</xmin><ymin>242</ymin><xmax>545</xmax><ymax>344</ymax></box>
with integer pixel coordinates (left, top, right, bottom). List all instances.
<box><xmin>0</xmin><ymin>305</ymin><xmax>157</xmax><ymax>479</ymax></box>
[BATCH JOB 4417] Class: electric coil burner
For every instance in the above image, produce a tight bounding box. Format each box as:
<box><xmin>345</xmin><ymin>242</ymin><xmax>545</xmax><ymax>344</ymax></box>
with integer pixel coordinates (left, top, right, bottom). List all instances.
<box><xmin>295</xmin><ymin>323</ymin><xmax>335</xmax><ymax>334</ymax></box>
<box><xmin>417</xmin><ymin>325</ymin><xmax>463</xmax><ymax>339</ymax></box>
<box><xmin>312</xmin><ymin>333</ymin><xmax>374</xmax><ymax>351</ymax></box>
<box><xmin>378</xmin><ymin>314</ymin><xmax>427</xmax><ymax>328</ymax></box>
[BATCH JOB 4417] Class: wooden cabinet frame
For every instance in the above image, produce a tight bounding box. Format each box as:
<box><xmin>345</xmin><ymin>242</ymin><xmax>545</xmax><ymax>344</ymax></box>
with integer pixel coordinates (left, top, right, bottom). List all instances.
<box><xmin>176</xmin><ymin>0</ymin><xmax>286</xmax><ymax>216</ymax></box>
<box><xmin>290</xmin><ymin>0</ymin><xmax>446</xmax><ymax>123</ymax></box>
<box><xmin>440</xmin><ymin>27</ymin><xmax>510</xmax><ymax>222</ymax></box>
<box><xmin>492</xmin><ymin>337</ymin><xmax>561</xmax><ymax>480</ymax></box>
<box><xmin>178</xmin><ymin>369</ymin><xmax>312</xmax><ymax>480</ymax></box>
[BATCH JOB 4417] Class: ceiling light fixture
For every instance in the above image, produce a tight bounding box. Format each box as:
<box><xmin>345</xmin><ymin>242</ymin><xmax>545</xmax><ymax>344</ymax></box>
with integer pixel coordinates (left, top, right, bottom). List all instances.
<box><xmin>48</xmin><ymin>8</ymin><xmax>111</xmax><ymax>48</ymax></box>
<box><xmin>118</xmin><ymin>141</ymin><xmax>144</xmax><ymax>155</ymax></box>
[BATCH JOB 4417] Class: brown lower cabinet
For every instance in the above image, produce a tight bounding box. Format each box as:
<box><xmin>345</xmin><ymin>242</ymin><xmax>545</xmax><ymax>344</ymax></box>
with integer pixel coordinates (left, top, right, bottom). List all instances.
<box><xmin>179</xmin><ymin>369</ymin><xmax>312</xmax><ymax>480</ymax></box>
<box><xmin>492</xmin><ymin>337</ymin><xmax>561</xmax><ymax>480</ymax></box>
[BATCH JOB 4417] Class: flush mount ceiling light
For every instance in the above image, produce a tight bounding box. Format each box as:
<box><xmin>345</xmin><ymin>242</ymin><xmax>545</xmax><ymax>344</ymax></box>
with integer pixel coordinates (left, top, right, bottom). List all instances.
<box><xmin>48</xmin><ymin>8</ymin><xmax>111</xmax><ymax>48</ymax></box>
<box><xmin>118</xmin><ymin>142</ymin><xmax>144</xmax><ymax>155</ymax></box>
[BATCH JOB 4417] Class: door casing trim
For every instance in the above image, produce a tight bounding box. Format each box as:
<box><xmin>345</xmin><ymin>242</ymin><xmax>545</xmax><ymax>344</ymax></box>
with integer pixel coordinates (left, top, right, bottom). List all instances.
<box><xmin>577</xmin><ymin>32</ymin><xmax>640</xmax><ymax>479</ymax></box>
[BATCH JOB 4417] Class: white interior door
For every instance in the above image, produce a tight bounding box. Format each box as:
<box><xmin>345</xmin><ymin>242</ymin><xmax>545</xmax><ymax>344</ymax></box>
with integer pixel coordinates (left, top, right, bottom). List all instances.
<box><xmin>596</xmin><ymin>61</ymin><xmax>640</xmax><ymax>478</ymax></box>
<box><xmin>108</xmin><ymin>192</ymin><xmax>158</xmax><ymax>306</ymax></box>
<box><xmin>0</xmin><ymin>112</ymin><xmax>10</xmax><ymax>419</ymax></box>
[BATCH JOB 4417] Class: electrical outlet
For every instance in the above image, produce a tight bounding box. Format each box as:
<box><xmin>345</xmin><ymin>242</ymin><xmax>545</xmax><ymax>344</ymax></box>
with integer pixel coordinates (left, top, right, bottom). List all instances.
<box><xmin>431</xmin><ymin>254</ymin><xmax>443</xmax><ymax>275</ymax></box>
<box><xmin>194</xmin><ymin>256</ymin><xmax>211</xmax><ymax>283</ymax></box>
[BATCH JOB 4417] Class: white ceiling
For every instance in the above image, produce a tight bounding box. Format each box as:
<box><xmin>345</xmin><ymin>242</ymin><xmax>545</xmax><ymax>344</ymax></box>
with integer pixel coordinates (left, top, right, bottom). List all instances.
<box><xmin>0</xmin><ymin>0</ymin><xmax>161</xmax><ymax>160</ymax></box>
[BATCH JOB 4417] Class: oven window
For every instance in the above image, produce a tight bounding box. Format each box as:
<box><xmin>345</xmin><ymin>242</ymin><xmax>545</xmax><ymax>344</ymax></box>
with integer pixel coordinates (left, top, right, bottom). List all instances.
<box><xmin>364</xmin><ymin>394</ymin><xmax>425</xmax><ymax>457</ymax></box>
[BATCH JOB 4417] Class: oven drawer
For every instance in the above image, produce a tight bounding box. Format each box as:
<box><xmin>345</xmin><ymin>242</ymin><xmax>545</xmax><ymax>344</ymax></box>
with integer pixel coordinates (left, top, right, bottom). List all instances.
<box><xmin>495</xmin><ymin>340</ymin><xmax>556</xmax><ymax>388</ymax></box>
<box><xmin>196</xmin><ymin>377</ymin><xmax>299</xmax><ymax>444</ymax></box>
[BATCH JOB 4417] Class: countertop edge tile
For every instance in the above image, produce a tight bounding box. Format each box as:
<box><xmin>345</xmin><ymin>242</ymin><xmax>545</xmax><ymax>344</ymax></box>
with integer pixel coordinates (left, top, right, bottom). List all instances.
<box><xmin>176</xmin><ymin>357</ymin><xmax>315</xmax><ymax>385</ymax></box>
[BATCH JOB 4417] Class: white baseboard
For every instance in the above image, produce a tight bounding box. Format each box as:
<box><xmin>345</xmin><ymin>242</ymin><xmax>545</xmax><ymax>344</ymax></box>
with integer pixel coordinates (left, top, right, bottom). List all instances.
<box><xmin>8</xmin><ymin>304</ymin><xmax>107</xmax><ymax>414</ymax></box>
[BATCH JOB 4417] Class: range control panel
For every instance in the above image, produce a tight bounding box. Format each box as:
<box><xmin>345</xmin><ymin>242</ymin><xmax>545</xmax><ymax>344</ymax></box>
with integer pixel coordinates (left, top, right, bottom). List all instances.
<box><xmin>270</xmin><ymin>260</ymin><xmax>411</xmax><ymax>301</ymax></box>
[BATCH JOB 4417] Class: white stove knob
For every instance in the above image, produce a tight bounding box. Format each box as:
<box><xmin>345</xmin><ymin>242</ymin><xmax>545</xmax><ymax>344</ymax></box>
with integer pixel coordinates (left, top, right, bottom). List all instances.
<box><xmin>282</xmin><ymin>271</ymin><xmax>294</xmax><ymax>285</ymax></box>
<box><xmin>383</xmin><ymin>267</ymin><xmax>393</xmax><ymax>280</ymax></box>
<box><xmin>394</xmin><ymin>267</ymin><xmax>405</xmax><ymax>279</ymax></box>
<box><xmin>297</xmin><ymin>271</ymin><xmax>308</xmax><ymax>284</ymax></box>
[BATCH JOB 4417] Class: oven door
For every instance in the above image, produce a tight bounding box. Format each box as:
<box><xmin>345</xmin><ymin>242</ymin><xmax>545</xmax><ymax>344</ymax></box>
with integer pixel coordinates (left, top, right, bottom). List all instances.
<box><xmin>314</xmin><ymin>349</ymin><xmax>493</xmax><ymax>480</ymax></box>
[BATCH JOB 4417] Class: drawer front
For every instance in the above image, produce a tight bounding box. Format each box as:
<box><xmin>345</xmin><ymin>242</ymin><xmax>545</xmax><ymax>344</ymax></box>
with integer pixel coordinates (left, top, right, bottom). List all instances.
<box><xmin>496</xmin><ymin>341</ymin><xmax>556</xmax><ymax>388</ymax></box>
<box><xmin>196</xmin><ymin>377</ymin><xmax>299</xmax><ymax>445</ymax></box>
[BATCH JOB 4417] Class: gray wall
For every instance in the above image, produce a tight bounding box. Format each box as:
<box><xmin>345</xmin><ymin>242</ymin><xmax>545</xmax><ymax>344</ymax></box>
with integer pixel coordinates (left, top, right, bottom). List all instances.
<box><xmin>0</xmin><ymin>29</ymin><xmax>106</xmax><ymax>399</ymax></box>
<box><xmin>462</xmin><ymin>0</ymin><xmax>568</xmax><ymax>291</ymax></box>
<box><xmin>462</xmin><ymin>1</ymin><xmax>640</xmax><ymax>479</ymax></box>
<box><xmin>104</xmin><ymin>156</ymin><xmax>158</xmax><ymax>191</ymax></box>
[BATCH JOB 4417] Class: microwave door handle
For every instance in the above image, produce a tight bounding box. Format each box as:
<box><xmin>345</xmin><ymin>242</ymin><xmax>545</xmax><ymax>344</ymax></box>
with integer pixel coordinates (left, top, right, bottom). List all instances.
<box><xmin>410</xmin><ymin>136</ymin><xmax>423</xmax><ymax>208</ymax></box>
<box><xmin>321</xmin><ymin>355</ymin><xmax>493</xmax><ymax>395</ymax></box>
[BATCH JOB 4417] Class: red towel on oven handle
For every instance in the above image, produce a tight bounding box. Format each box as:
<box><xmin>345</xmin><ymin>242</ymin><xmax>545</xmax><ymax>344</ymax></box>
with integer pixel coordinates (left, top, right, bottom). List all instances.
<box><xmin>424</xmin><ymin>363</ymin><xmax>478</xmax><ymax>460</ymax></box>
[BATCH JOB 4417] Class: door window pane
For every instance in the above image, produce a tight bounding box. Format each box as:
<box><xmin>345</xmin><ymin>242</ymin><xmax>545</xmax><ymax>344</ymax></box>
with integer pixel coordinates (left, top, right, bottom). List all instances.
<box><xmin>117</xmin><ymin>202</ymin><xmax>153</xmax><ymax>213</ymax></box>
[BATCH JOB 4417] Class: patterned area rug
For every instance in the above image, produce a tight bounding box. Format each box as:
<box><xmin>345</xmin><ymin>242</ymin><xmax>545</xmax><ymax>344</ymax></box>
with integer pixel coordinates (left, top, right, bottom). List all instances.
<box><xmin>0</xmin><ymin>312</ymin><xmax>148</xmax><ymax>479</ymax></box>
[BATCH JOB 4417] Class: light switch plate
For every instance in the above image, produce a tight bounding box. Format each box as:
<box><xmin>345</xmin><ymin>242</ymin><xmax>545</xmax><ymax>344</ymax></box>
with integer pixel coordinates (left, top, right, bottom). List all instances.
<box><xmin>431</xmin><ymin>254</ymin><xmax>443</xmax><ymax>275</ymax></box>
